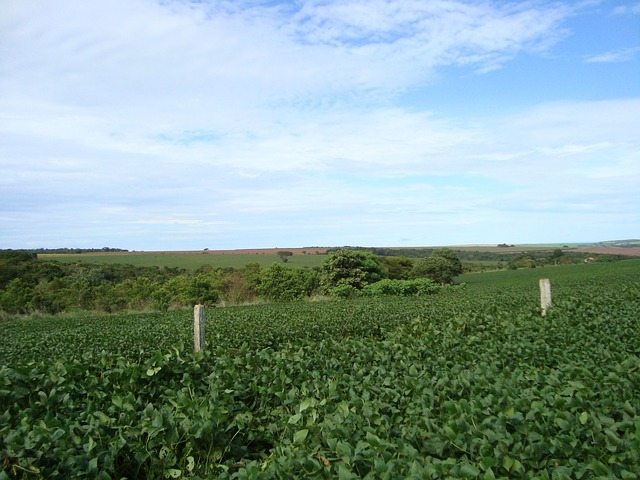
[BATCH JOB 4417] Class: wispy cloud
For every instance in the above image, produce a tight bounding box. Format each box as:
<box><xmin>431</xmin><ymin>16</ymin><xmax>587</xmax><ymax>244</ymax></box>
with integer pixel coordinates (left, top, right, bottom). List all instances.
<box><xmin>130</xmin><ymin>218</ymin><xmax>226</xmax><ymax>227</ymax></box>
<box><xmin>585</xmin><ymin>46</ymin><xmax>640</xmax><ymax>63</ymax></box>
<box><xmin>612</xmin><ymin>2</ymin><xmax>640</xmax><ymax>16</ymax></box>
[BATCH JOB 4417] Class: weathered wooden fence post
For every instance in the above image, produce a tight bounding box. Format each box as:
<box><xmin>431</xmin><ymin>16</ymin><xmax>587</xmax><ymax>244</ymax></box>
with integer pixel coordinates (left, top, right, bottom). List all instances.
<box><xmin>194</xmin><ymin>304</ymin><xmax>205</xmax><ymax>352</ymax></box>
<box><xmin>539</xmin><ymin>279</ymin><xmax>552</xmax><ymax>316</ymax></box>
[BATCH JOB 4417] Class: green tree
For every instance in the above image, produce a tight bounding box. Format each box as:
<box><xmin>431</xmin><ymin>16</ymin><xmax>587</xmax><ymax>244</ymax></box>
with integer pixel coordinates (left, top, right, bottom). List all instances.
<box><xmin>114</xmin><ymin>276</ymin><xmax>157</xmax><ymax>310</ymax></box>
<box><xmin>258</xmin><ymin>264</ymin><xmax>319</xmax><ymax>302</ymax></box>
<box><xmin>321</xmin><ymin>249</ymin><xmax>386</xmax><ymax>292</ymax></box>
<box><xmin>277</xmin><ymin>251</ymin><xmax>294</xmax><ymax>263</ymax></box>
<box><xmin>185</xmin><ymin>272</ymin><xmax>222</xmax><ymax>305</ymax></box>
<box><xmin>379</xmin><ymin>256</ymin><xmax>414</xmax><ymax>280</ymax></box>
<box><xmin>0</xmin><ymin>278</ymin><xmax>33</xmax><ymax>314</ymax></box>
<box><xmin>551</xmin><ymin>249</ymin><xmax>564</xmax><ymax>265</ymax></box>
<box><xmin>432</xmin><ymin>248</ymin><xmax>463</xmax><ymax>277</ymax></box>
<box><xmin>220</xmin><ymin>270</ymin><xmax>257</xmax><ymax>304</ymax></box>
<box><xmin>31</xmin><ymin>277</ymin><xmax>69</xmax><ymax>314</ymax></box>
<box><xmin>412</xmin><ymin>249</ymin><xmax>463</xmax><ymax>285</ymax></box>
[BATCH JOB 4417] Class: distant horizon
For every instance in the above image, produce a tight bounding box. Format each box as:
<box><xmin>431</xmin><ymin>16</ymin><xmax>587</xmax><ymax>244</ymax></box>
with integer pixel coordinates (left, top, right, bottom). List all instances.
<box><xmin>11</xmin><ymin>238</ymin><xmax>640</xmax><ymax>253</ymax></box>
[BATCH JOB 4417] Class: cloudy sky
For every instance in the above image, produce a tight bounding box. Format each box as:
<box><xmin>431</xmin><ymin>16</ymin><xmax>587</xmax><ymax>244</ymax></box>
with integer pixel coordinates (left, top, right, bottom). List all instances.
<box><xmin>1</xmin><ymin>0</ymin><xmax>639</xmax><ymax>250</ymax></box>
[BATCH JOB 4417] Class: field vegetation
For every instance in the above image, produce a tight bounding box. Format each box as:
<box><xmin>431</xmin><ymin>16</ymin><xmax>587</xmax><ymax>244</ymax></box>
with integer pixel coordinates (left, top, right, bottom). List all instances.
<box><xmin>0</xmin><ymin>248</ymin><xmax>459</xmax><ymax>315</ymax></box>
<box><xmin>37</xmin><ymin>245</ymin><xmax>634</xmax><ymax>273</ymax></box>
<box><xmin>2</xmin><ymin>245</ymin><xmax>634</xmax><ymax>317</ymax></box>
<box><xmin>1</xmin><ymin>259</ymin><xmax>639</xmax><ymax>478</ymax></box>
<box><xmin>38</xmin><ymin>251</ymin><xmax>326</xmax><ymax>270</ymax></box>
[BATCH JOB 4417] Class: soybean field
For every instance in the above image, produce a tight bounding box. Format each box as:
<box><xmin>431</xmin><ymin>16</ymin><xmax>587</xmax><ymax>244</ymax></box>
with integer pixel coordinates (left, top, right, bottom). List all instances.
<box><xmin>1</xmin><ymin>260</ymin><xmax>640</xmax><ymax>479</ymax></box>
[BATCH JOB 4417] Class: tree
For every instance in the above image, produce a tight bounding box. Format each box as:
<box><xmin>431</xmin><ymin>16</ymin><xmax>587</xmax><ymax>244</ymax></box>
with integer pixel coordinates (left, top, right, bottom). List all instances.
<box><xmin>379</xmin><ymin>256</ymin><xmax>414</xmax><ymax>280</ymax></box>
<box><xmin>551</xmin><ymin>249</ymin><xmax>564</xmax><ymax>265</ymax></box>
<box><xmin>220</xmin><ymin>270</ymin><xmax>257</xmax><ymax>304</ymax></box>
<box><xmin>432</xmin><ymin>248</ymin><xmax>463</xmax><ymax>277</ymax></box>
<box><xmin>412</xmin><ymin>249</ymin><xmax>463</xmax><ymax>285</ymax></box>
<box><xmin>321</xmin><ymin>249</ymin><xmax>386</xmax><ymax>291</ymax></box>
<box><xmin>258</xmin><ymin>263</ymin><xmax>319</xmax><ymax>301</ymax></box>
<box><xmin>0</xmin><ymin>278</ymin><xmax>33</xmax><ymax>314</ymax></box>
<box><xmin>277</xmin><ymin>251</ymin><xmax>294</xmax><ymax>263</ymax></box>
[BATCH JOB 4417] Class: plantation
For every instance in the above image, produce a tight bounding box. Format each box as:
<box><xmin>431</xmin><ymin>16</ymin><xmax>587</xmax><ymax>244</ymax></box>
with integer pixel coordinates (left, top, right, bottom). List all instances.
<box><xmin>1</xmin><ymin>260</ymin><xmax>640</xmax><ymax>479</ymax></box>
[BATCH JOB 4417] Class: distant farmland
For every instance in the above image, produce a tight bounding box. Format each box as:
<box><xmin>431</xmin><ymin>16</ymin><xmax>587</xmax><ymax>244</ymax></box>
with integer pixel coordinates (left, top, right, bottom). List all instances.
<box><xmin>38</xmin><ymin>248</ymin><xmax>330</xmax><ymax>270</ymax></box>
<box><xmin>37</xmin><ymin>244</ymin><xmax>640</xmax><ymax>271</ymax></box>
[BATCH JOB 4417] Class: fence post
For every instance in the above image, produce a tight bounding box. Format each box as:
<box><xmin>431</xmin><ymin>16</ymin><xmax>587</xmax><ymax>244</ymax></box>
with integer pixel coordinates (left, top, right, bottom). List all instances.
<box><xmin>194</xmin><ymin>304</ymin><xmax>205</xmax><ymax>352</ymax></box>
<box><xmin>539</xmin><ymin>279</ymin><xmax>552</xmax><ymax>316</ymax></box>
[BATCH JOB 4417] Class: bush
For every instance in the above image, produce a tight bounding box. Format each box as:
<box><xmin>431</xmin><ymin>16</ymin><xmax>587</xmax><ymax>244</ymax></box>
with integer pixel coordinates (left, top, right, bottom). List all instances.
<box><xmin>363</xmin><ymin>278</ymin><xmax>439</xmax><ymax>297</ymax></box>
<box><xmin>412</xmin><ymin>249</ymin><xmax>463</xmax><ymax>285</ymax></box>
<box><xmin>321</xmin><ymin>249</ymin><xmax>385</xmax><ymax>291</ymax></box>
<box><xmin>326</xmin><ymin>284</ymin><xmax>362</xmax><ymax>299</ymax></box>
<box><xmin>258</xmin><ymin>264</ymin><xmax>320</xmax><ymax>302</ymax></box>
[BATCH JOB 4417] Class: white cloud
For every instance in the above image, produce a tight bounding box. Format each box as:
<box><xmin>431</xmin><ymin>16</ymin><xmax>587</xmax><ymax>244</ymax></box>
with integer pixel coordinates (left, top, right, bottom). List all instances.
<box><xmin>585</xmin><ymin>46</ymin><xmax>640</xmax><ymax>63</ymax></box>
<box><xmin>1</xmin><ymin>0</ymin><xmax>573</xmax><ymax>111</ymax></box>
<box><xmin>612</xmin><ymin>2</ymin><xmax>640</xmax><ymax>15</ymax></box>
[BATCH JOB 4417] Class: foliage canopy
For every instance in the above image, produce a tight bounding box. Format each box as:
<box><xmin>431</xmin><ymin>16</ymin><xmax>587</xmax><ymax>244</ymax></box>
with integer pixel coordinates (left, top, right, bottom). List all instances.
<box><xmin>412</xmin><ymin>248</ymin><xmax>463</xmax><ymax>284</ymax></box>
<box><xmin>321</xmin><ymin>249</ymin><xmax>386</xmax><ymax>291</ymax></box>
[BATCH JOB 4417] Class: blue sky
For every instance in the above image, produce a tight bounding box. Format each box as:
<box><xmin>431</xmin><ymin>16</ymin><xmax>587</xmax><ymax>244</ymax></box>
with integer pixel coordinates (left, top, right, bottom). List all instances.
<box><xmin>1</xmin><ymin>0</ymin><xmax>639</xmax><ymax>250</ymax></box>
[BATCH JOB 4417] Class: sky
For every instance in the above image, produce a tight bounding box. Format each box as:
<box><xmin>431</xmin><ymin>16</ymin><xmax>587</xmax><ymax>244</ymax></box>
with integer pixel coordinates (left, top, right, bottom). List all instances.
<box><xmin>1</xmin><ymin>0</ymin><xmax>639</xmax><ymax>251</ymax></box>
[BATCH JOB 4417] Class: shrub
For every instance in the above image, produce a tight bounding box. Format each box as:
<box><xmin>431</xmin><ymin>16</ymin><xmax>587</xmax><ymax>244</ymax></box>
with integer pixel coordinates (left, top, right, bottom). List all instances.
<box><xmin>321</xmin><ymin>249</ymin><xmax>385</xmax><ymax>291</ymax></box>
<box><xmin>258</xmin><ymin>264</ymin><xmax>319</xmax><ymax>302</ymax></box>
<box><xmin>326</xmin><ymin>284</ymin><xmax>362</xmax><ymax>299</ymax></box>
<box><xmin>363</xmin><ymin>278</ymin><xmax>439</xmax><ymax>297</ymax></box>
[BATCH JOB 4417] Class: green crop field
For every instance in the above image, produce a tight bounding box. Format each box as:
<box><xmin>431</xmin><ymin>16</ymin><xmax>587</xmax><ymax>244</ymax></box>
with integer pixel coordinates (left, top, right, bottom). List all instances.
<box><xmin>32</xmin><ymin>245</ymin><xmax>576</xmax><ymax>272</ymax></box>
<box><xmin>1</xmin><ymin>260</ymin><xmax>640</xmax><ymax>479</ymax></box>
<box><xmin>38</xmin><ymin>252</ymin><xmax>327</xmax><ymax>270</ymax></box>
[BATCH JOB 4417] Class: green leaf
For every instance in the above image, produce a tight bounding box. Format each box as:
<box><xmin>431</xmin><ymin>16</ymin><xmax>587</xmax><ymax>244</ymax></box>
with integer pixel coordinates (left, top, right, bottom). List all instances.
<box><xmin>337</xmin><ymin>464</ymin><xmax>357</xmax><ymax>480</ymax></box>
<box><xmin>164</xmin><ymin>468</ymin><xmax>181</xmax><ymax>479</ymax></box>
<box><xmin>604</xmin><ymin>428</ymin><xmax>620</xmax><ymax>452</ymax></box>
<box><xmin>152</xmin><ymin>412</ymin><xmax>164</xmax><ymax>428</ymax></box>
<box><xmin>299</xmin><ymin>398</ymin><xmax>313</xmax><ymax>412</ymax></box>
<box><xmin>579</xmin><ymin>411</ymin><xmax>588</xmax><ymax>425</ymax></box>
<box><xmin>159</xmin><ymin>445</ymin><xmax>171</xmax><ymax>459</ymax></box>
<box><xmin>502</xmin><ymin>456</ymin><xmax>514</xmax><ymax>472</ymax></box>
<box><xmin>587</xmin><ymin>460</ymin><xmax>609</xmax><ymax>476</ymax></box>
<box><xmin>288</xmin><ymin>413</ymin><xmax>302</xmax><ymax>425</ymax></box>
<box><xmin>459</xmin><ymin>464</ymin><xmax>480</xmax><ymax>478</ymax></box>
<box><xmin>336</xmin><ymin>441</ymin><xmax>352</xmax><ymax>463</ymax></box>
<box><xmin>84</xmin><ymin>436</ymin><xmax>96</xmax><ymax>453</ymax></box>
<box><xmin>293</xmin><ymin>428</ymin><xmax>309</xmax><ymax>444</ymax></box>
<box><xmin>623</xmin><ymin>400</ymin><xmax>635</xmax><ymax>415</ymax></box>
<box><xmin>365</xmin><ymin>431</ymin><xmax>381</xmax><ymax>447</ymax></box>
<box><xmin>483</xmin><ymin>468</ymin><xmax>496</xmax><ymax>480</ymax></box>
<box><xmin>94</xmin><ymin>411</ymin><xmax>112</xmax><ymax>425</ymax></box>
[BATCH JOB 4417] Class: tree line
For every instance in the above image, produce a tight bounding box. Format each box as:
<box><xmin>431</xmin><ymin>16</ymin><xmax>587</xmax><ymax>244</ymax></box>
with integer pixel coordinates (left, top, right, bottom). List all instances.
<box><xmin>0</xmin><ymin>249</ymin><xmax>465</xmax><ymax>316</ymax></box>
<box><xmin>2</xmin><ymin>246</ymin><xmax>633</xmax><ymax>317</ymax></box>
